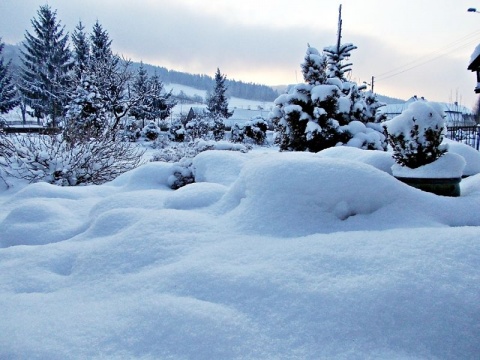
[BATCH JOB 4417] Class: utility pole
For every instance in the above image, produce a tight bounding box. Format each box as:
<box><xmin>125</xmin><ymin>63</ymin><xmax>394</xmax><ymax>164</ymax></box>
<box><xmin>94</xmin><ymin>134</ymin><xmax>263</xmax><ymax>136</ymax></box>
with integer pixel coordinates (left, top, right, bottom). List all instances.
<box><xmin>371</xmin><ymin>76</ymin><xmax>375</xmax><ymax>93</ymax></box>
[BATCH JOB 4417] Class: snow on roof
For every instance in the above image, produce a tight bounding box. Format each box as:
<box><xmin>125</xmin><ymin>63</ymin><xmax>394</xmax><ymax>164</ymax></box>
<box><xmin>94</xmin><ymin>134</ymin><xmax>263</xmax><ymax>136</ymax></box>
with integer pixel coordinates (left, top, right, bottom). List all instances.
<box><xmin>469</xmin><ymin>43</ymin><xmax>480</xmax><ymax>69</ymax></box>
<box><xmin>230</xmin><ymin>108</ymin><xmax>267</xmax><ymax>121</ymax></box>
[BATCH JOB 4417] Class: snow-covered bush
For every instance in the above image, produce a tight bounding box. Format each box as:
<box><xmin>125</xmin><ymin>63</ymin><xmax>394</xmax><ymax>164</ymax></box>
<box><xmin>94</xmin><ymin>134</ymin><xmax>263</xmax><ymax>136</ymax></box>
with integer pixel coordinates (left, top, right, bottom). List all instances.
<box><xmin>123</xmin><ymin>118</ymin><xmax>141</xmax><ymax>142</ymax></box>
<box><xmin>0</xmin><ymin>132</ymin><xmax>145</xmax><ymax>185</ymax></box>
<box><xmin>168</xmin><ymin>118</ymin><xmax>185</xmax><ymax>142</ymax></box>
<box><xmin>343</xmin><ymin>121</ymin><xmax>387</xmax><ymax>150</ymax></box>
<box><xmin>185</xmin><ymin>114</ymin><xmax>210</xmax><ymax>140</ymax></box>
<box><xmin>383</xmin><ymin>101</ymin><xmax>447</xmax><ymax>168</ymax></box>
<box><xmin>230</xmin><ymin>123</ymin><xmax>245</xmax><ymax>143</ymax></box>
<box><xmin>230</xmin><ymin>117</ymin><xmax>268</xmax><ymax>145</ymax></box>
<box><xmin>142</xmin><ymin>121</ymin><xmax>160</xmax><ymax>141</ymax></box>
<box><xmin>151</xmin><ymin>133</ymin><xmax>170</xmax><ymax>150</ymax></box>
<box><xmin>211</xmin><ymin>116</ymin><xmax>226</xmax><ymax>141</ymax></box>
<box><xmin>168</xmin><ymin>157</ymin><xmax>195</xmax><ymax>190</ymax></box>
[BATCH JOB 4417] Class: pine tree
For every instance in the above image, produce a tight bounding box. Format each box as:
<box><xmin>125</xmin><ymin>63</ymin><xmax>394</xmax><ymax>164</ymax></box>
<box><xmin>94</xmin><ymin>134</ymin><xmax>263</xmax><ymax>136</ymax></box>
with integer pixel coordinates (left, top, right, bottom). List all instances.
<box><xmin>129</xmin><ymin>62</ymin><xmax>150</xmax><ymax>127</ymax></box>
<box><xmin>87</xmin><ymin>21</ymin><xmax>133</xmax><ymax>134</ymax></box>
<box><xmin>149</xmin><ymin>71</ymin><xmax>176</xmax><ymax>121</ymax></box>
<box><xmin>20</xmin><ymin>5</ymin><xmax>72</xmax><ymax>127</ymax></box>
<box><xmin>271</xmin><ymin>45</ymin><xmax>344</xmax><ymax>152</ymax></box>
<box><xmin>207</xmin><ymin>68</ymin><xmax>233</xmax><ymax>119</ymax></box>
<box><xmin>206</xmin><ymin>68</ymin><xmax>232</xmax><ymax>140</ymax></box>
<box><xmin>90</xmin><ymin>20</ymin><xmax>113</xmax><ymax>63</ymax></box>
<box><xmin>71</xmin><ymin>21</ymin><xmax>90</xmax><ymax>78</ymax></box>
<box><xmin>64</xmin><ymin>75</ymin><xmax>108</xmax><ymax>143</ymax></box>
<box><xmin>0</xmin><ymin>39</ymin><xmax>18</xmax><ymax>114</ymax></box>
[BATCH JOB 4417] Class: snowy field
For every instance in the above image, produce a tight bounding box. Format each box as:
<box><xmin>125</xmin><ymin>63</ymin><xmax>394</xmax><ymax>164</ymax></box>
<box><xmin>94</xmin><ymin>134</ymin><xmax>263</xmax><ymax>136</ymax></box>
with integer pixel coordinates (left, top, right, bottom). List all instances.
<box><xmin>0</xmin><ymin>145</ymin><xmax>479</xmax><ymax>359</ymax></box>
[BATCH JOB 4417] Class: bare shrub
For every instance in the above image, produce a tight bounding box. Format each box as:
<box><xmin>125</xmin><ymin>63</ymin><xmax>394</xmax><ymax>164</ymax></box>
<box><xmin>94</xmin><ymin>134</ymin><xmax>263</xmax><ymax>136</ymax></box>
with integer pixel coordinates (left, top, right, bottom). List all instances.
<box><xmin>0</xmin><ymin>132</ymin><xmax>145</xmax><ymax>186</ymax></box>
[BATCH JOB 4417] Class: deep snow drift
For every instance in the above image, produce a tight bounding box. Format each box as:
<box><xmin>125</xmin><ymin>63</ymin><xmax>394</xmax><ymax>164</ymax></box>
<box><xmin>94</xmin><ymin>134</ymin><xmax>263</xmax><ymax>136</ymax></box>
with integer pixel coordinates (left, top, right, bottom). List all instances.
<box><xmin>0</xmin><ymin>148</ymin><xmax>479</xmax><ymax>359</ymax></box>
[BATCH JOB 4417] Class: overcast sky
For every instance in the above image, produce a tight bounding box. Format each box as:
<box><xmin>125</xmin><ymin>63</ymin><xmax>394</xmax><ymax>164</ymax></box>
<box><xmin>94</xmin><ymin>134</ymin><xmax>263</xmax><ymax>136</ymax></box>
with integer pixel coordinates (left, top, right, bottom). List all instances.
<box><xmin>1</xmin><ymin>0</ymin><xmax>480</xmax><ymax>107</ymax></box>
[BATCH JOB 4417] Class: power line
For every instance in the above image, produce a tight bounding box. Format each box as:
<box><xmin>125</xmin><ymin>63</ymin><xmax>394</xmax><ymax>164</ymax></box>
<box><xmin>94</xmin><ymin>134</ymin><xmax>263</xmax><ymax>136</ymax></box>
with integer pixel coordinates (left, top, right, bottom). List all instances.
<box><xmin>375</xmin><ymin>29</ymin><xmax>480</xmax><ymax>82</ymax></box>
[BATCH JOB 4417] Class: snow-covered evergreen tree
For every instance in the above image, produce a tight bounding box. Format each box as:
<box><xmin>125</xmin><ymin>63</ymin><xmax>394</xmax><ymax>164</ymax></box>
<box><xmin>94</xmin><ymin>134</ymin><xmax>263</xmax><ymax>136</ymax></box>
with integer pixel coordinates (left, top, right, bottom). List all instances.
<box><xmin>149</xmin><ymin>71</ymin><xmax>176</xmax><ymax>122</ymax></box>
<box><xmin>301</xmin><ymin>45</ymin><xmax>328</xmax><ymax>86</ymax></box>
<box><xmin>271</xmin><ymin>40</ymin><xmax>386</xmax><ymax>152</ymax></box>
<box><xmin>90</xmin><ymin>20</ymin><xmax>113</xmax><ymax>63</ymax></box>
<box><xmin>0</xmin><ymin>39</ymin><xmax>18</xmax><ymax>114</ymax></box>
<box><xmin>20</xmin><ymin>5</ymin><xmax>72</xmax><ymax>127</ymax></box>
<box><xmin>206</xmin><ymin>68</ymin><xmax>232</xmax><ymax>140</ymax></box>
<box><xmin>64</xmin><ymin>75</ymin><xmax>108</xmax><ymax>143</ymax></box>
<box><xmin>207</xmin><ymin>68</ymin><xmax>233</xmax><ymax>119</ymax></box>
<box><xmin>86</xmin><ymin>22</ymin><xmax>142</xmax><ymax>134</ymax></box>
<box><xmin>71</xmin><ymin>21</ymin><xmax>90</xmax><ymax>79</ymax></box>
<box><xmin>129</xmin><ymin>62</ymin><xmax>150</xmax><ymax>127</ymax></box>
<box><xmin>271</xmin><ymin>45</ymin><xmax>345</xmax><ymax>152</ymax></box>
<box><xmin>129</xmin><ymin>65</ymin><xmax>176</xmax><ymax>129</ymax></box>
<box><xmin>123</xmin><ymin>117</ymin><xmax>141</xmax><ymax>142</ymax></box>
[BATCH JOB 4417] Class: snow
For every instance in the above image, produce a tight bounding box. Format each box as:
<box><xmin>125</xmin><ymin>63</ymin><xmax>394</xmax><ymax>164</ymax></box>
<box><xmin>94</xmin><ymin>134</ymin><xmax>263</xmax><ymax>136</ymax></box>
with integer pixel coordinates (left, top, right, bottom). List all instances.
<box><xmin>444</xmin><ymin>138</ymin><xmax>480</xmax><ymax>176</ymax></box>
<box><xmin>1</xmin><ymin>148</ymin><xmax>480</xmax><ymax>359</ymax></box>
<box><xmin>392</xmin><ymin>152</ymin><xmax>466</xmax><ymax>179</ymax></box>
<box><xmin>311</xmin><ymin>84</ymin><xmax>337</xmax><ymax>102</ymax></box>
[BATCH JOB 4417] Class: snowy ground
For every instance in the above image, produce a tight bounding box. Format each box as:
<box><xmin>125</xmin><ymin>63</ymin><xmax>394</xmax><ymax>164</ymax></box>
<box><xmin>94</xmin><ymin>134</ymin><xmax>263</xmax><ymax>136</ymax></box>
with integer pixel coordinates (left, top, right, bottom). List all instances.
<box><xmin>0</xmin><ymin>146</ymin><xmax>479</xmax><ymax>359</ymax></box>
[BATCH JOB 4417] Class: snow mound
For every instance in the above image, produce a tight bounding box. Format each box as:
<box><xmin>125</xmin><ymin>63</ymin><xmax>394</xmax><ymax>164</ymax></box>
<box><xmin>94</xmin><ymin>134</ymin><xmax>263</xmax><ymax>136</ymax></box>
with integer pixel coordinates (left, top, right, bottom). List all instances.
<box><xmin>317</xmin><ymin>146</ymin><xmax>395</xmax><ymax>174</ymax></box>
<box><xmin>0</xmin><ymin>200</ymin><xmax>83</xmax><ymax>247</ymax></box>
<box><xmin>215</xmin><ymin>152</ymin><xmax>409</xmax><ymax>237</ymax></box>
<box><xmin>0</xmin><ymin>148</ymin><xmax>480</xmax><ymax>358</ymax></box>
<box><xmin>109</xmin><ymin>161</ymin><xmax>174</xmax><ymax>190</ymax></box>
<box><xmin>164</xmin><ymin>182</ymin><xmax>227</xmax><ymax>210</ymax></box>
<box><xmin>444</xmin><ymin>138</ymin><xmax>480</xmax><ymax>176</ymax></box>
<box><xmin>193</xmin><ymin>150</ymin><xmax>249</xmax><ymax>186</ymax></box>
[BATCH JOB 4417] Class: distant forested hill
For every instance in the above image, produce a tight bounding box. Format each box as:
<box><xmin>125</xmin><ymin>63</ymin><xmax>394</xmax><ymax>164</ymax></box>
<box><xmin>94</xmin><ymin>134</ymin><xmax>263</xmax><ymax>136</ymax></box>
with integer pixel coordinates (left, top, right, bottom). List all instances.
<box><xmin>130</xmin><ymin>62</ymin><xmax>279</xmax><ymax>102</ymax></box>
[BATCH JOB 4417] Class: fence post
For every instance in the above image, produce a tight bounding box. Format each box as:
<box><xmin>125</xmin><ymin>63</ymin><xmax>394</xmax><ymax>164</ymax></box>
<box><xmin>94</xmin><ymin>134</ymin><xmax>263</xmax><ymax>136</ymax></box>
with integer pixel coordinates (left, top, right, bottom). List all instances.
<box><xmin>477</xmin><ymin>125</ymin><xmax>480</xmax><ymax>151</ymax></box>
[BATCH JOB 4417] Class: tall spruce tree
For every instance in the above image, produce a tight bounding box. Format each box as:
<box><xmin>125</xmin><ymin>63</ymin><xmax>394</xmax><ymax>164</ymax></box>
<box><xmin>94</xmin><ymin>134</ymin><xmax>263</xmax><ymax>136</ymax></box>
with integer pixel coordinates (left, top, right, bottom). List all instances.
<box><xmin>207</xmin><ymin>68</ymin><xmax>232</xmax><ymax>140</ymax></box>
<box><xmin>0</xmin><ymin>39</ymin><xmax>19</xmax><ymax>114</ymax></box>
<box><xmin>66</xmin><ymin>20</ymin><xmax>120</xmax><ymax>139</ymax></box>
<box><xmin>71</xmin><ymin>21</ymin><xmax>90</xmax><ymax>78</ymax></box>
<box><xmin>87</xmin><ymin>21</ymin><xmax>131</xmax><ymax>133</ymax></box>
<box><xmin>148</xmin><ymin>71</ymin><xmax>176</xmax><ymax>122</ymax></box>
<box><xmin>207</xmin><ymin>68</ymin><xmax>233</xmax><ymax>119</ymax></box>
<box><xmin>129</xmin><ymin>62</ymin><xmax>150</xmax><ymax>127</ymax></box>
<box><xmin>20</xmin><ymin>5</ymin><xmax>72</xmax><ymax>127</ymax></box>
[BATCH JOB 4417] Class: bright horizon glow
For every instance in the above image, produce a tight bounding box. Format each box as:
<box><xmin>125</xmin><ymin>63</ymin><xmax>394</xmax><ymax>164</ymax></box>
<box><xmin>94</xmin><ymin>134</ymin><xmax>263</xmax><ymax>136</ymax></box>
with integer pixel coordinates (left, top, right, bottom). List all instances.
<box><xmin>1</xmin><ymin>0</ymin><xmax>480</xmax><ymax>106</ymax></box>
